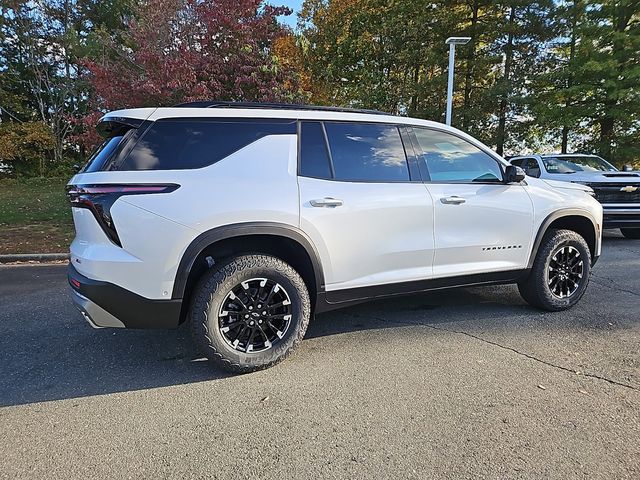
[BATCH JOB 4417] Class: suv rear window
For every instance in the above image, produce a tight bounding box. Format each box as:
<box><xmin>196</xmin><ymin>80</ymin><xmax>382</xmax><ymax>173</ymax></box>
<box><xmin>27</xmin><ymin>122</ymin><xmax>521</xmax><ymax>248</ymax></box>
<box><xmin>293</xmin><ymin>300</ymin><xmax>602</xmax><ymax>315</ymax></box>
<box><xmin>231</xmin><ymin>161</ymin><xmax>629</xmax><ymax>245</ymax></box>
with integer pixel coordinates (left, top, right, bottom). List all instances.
<box><xmin>112</xmin><ymin>119</ymin><xmax>296</xmax><ymax>171</ymax></box>
<box><xmin>82</xmin><ymin>134</ymin><xmax>129</xmax><ymax>173</ymax></box>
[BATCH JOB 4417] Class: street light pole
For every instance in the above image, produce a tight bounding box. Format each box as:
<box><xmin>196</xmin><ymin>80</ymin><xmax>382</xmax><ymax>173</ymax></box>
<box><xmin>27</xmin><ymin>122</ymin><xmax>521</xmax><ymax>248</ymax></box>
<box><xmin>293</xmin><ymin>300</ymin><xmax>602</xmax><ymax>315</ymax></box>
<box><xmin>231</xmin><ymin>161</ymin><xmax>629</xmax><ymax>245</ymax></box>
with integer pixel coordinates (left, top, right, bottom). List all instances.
<box><xmin>445</xmin><ymin>36</ymin><xmax>471</xmax><ymax>126</ymax></box>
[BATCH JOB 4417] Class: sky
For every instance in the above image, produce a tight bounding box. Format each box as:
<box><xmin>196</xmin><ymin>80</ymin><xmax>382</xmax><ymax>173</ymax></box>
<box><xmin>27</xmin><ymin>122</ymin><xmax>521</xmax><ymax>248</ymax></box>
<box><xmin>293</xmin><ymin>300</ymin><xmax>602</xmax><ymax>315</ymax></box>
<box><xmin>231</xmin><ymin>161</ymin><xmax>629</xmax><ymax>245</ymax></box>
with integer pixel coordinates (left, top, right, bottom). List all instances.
<box><xmin>272</xmin><ymin>0</ymin><xmax>304</xmax><ymax>29</ymax></box>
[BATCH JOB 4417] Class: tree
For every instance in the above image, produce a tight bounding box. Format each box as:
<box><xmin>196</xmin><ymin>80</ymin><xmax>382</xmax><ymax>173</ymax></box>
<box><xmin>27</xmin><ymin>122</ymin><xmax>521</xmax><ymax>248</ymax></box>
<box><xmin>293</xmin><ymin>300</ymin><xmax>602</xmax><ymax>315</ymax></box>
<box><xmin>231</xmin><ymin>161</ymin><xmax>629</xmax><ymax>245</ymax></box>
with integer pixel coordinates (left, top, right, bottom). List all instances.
<box><xmin>299</xmin><ymin>0</ymin><xmax>462</xmax><ymax>117</ymax></box>
<box><xmin>530</xmin><ymin>0</ymin><xmax>640</xmax><ymax>165</ymax></box>
<box><xmin>0</xmin><ymin>0</ymin><xmax>134</xmax><ymax>167</ymax></box>
<box><xmin>487</xmin><ymin>0</ymin><xmax>556</xmax><ymax>155</ymax></box>
<box><xmin>577</xmin><ymin>0</ymin><xmax>640</xmax><ymax>163</ymax></box>
<box><xmin>460</xmin><ymin>1</ymin><xmax>503</xmax><ymax>137</ymax></box>
<box><xmin>83</xmin><ymin>0</ymin><xmax>299</xmax><ymax>113</ymax></box>
<box><xmin>0</xmin><ymin>120</ymin><xmax>55</xmax><ymax>176</ymax></box>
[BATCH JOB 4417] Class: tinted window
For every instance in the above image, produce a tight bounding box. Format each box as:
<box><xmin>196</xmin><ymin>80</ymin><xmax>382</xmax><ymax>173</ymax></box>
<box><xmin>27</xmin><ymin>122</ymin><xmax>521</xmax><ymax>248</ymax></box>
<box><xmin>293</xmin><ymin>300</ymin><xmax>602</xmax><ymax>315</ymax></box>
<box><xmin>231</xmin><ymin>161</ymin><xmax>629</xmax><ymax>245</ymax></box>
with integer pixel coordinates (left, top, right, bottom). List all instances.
<box><xmin>526</xmin><ymin>158</ymin><xmax>542</xmax><ymax>178</ymax></box>
<box><xmin>300</xmin><ymin>122</ymin><xmax>332</xmax><ymax>179</ymax></box>
<box><xmin>115</xmin><ymin>119</ymin><xmax>295</xmax><ymax>171</ymax></box>
<box><xmin>414</xmin><ymin>128</ymin><xmax>503</xmax><ymax>183</ymax></box>
<box><xmin>82</xmin><ymin>134</ymin><xmax>128</xmax><ymax>173</ymax></box>
<box><xmin>510</xmin><ymin>158</ymin><xmax>525</xmax><ymax>167</ymax></box>
<box><xmin>324</xmin><ymin>123</ymin><xmax>410</xmax><ymax>182</ymax></box>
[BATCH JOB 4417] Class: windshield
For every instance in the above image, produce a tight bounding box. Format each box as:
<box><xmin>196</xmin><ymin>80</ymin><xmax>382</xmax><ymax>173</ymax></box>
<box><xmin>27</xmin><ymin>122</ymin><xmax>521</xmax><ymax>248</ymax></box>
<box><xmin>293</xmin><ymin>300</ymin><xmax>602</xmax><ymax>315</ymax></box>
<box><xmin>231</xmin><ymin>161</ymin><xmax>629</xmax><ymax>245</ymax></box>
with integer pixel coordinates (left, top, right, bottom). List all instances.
<box><xmin>542</xmin><ymin>156</ymin><xmax>617</xmax><ymax>174</ymax></box>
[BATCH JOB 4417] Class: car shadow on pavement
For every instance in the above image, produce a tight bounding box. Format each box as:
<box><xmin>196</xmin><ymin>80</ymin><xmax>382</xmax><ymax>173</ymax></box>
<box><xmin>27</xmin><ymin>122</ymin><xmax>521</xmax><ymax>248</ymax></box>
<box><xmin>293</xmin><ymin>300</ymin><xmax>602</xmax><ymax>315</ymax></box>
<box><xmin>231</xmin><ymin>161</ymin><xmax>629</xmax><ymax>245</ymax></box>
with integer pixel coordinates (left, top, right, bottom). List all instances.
<box><xmin>1</xmin><ymin>279</ymin><xmax>530</xmax><ymax>407</ymax></box>
<box><xmin>306</xmin><ymin>284</ymin><xmax>531</xmax><ymax>339</ymax></box>
<box><xmin>3</xmin><ymin>232</ymin><xmax>636</xmax><ymax>408</ymax></box>
<box><xmin>0</xmin><ymin>319</ymin><xmax>233</xmax><ymax>407</ymax></box>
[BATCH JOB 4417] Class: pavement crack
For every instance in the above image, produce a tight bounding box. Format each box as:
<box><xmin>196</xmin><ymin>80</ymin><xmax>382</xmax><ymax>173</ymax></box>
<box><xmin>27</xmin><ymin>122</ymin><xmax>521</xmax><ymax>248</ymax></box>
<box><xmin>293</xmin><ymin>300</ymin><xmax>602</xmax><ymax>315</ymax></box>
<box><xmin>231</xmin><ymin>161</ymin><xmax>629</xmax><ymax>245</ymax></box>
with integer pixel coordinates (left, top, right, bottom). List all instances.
<box><xmin>422</xmin><ymin>323</ymin><xmax>639</xmax><ymax>392</ymax></box>
<box><xmin>348</xmin><ymin>312</ymin><xmax>639</xmax><ymax>392</ymax></box>
<box><xmin>590</xmin><ymin>274</ymin><xmax>640</xmax><ymax>297</ymax></box>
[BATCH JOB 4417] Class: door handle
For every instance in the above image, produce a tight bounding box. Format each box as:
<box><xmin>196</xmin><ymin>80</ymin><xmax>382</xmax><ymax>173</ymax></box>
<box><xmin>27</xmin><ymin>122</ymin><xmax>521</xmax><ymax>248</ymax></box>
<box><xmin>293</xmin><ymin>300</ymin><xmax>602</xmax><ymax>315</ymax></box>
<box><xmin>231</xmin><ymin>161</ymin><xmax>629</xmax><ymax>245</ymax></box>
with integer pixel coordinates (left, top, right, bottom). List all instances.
<box><xmin>440</xmin><ymin>196</ymin><xmax>466</xmax><ymax>205</ymax></box>
<box><xmin>310</xmin><ymin>197</ymin><xmax>344</xmax><ymax>208</ymax></box>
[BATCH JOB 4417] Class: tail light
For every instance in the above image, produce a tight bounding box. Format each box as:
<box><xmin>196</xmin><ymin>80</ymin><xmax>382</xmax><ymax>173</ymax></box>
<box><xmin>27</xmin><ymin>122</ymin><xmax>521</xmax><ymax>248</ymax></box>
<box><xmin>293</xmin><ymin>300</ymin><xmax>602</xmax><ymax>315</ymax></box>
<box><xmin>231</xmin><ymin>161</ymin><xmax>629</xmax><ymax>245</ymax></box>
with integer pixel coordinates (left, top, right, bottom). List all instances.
<box><xmin>67</xmin><ymin>184</ymin><xmax>179</xmax><ymax>246</ymax></box>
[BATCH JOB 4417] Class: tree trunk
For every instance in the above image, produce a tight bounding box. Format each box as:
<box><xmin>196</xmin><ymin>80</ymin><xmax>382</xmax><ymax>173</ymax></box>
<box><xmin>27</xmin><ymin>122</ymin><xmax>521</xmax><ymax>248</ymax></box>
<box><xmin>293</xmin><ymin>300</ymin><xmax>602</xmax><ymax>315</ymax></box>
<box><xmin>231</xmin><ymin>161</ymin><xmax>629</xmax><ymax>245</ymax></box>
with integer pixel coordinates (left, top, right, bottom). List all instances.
<box><xmin>596</xmin><ymin>4</ymin><xmax>633</xmax><ymax>163</ymax></box>
<box><xmin>495</xmin><ymin>5</ymin><xmax>516</xmax><ymax>156</ymax></box>
<box><xmin>561</xmin><ymin>126</ymin><xmax>569</xmax><ymax>154</ymax></box>
<box><xmin>409</xmin><ymin>65</ymin><xmax>420</xmax><ymax>116</ymax></box>
<box><xmin>562</xmin><ymin>0</ymin><xmax>579</xmax><ymax>154</ymax></box>
<box><xmin>462</xmin><ymin>0</ymin><xmax>479</xmax><ymax>131</ymax></box>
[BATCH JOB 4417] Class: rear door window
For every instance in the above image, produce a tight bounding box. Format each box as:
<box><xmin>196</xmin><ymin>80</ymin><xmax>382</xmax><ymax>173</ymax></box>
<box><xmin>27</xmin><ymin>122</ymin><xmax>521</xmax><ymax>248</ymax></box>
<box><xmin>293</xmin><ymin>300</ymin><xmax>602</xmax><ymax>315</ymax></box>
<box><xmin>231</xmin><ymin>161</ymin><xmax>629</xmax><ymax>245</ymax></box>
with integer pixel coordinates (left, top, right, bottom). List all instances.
<box><xmin>114</xmin><ymin>119</ymin><xmax>296</xmax><ymax>171</ymax></box>
<box><xmin>324</xmin><ymin>122</ymin><xmax>410</xmax><ymax>182</ymax></box>
<box><xmin>299</xmin><ymin>122</ymin><xmax>332</xmax><ymax>179</ymax></box>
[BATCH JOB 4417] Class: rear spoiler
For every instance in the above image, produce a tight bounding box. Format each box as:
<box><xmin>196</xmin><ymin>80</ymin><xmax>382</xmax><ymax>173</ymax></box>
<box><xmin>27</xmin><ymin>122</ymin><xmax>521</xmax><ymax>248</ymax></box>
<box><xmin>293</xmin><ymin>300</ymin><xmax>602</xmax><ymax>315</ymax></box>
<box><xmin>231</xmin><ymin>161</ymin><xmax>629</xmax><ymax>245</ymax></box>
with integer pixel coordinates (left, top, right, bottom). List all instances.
<box><xmin>96</xmin><ymin>117</ymin><xmax>145</xmax><ymax>138</ymax></box>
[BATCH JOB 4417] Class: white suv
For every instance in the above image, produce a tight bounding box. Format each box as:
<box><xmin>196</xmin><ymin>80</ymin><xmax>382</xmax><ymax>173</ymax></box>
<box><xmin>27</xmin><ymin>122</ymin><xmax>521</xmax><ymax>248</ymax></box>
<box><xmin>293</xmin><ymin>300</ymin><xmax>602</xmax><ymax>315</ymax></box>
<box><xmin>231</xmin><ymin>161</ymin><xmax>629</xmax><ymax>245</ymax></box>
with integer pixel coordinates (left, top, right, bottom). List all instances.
<box><xmin>67</xmin><ymin>102</ymin><xmax>603</xmax><ymax>372</ymax></box>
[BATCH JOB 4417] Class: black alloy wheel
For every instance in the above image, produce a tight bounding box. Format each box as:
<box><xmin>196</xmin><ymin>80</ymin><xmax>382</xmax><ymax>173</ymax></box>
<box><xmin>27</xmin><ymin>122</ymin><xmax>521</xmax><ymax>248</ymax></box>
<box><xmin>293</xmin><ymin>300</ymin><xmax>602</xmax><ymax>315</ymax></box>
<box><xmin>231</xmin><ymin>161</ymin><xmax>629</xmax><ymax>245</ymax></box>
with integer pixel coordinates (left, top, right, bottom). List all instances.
<box><xmin>547</xmin><ymin>245</ymin><xmax>584</xmax><ymax>299</ymax></box>
<box><xmin>190</xmin><ymin>255</ymin><xmax>310</xmax><ymax>373</ymax></box>
<box><xmin>518</xmin><ymin>229</ymin><xmax>591</xmax><ymax>311</ymax></box>
<box><xmin>218</xmin><ymin>278</ymin><xmax>292</xmax><ymax>353</ymax></box>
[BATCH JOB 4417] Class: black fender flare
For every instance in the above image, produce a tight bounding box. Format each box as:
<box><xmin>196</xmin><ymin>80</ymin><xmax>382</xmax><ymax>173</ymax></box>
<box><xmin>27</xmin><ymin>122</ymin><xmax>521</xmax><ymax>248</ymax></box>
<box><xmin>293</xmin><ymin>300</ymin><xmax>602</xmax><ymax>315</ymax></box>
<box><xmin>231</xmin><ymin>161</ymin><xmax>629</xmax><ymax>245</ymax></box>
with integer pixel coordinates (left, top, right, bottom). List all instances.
<box><xmin>527</xmin><ymin>208</ymin><xmax>601</xmax><ymax>268</ymax></box>
<box><xmin>171</xmin><ymin>222</ymin><xmax>325</xmax><ymax>299</ymax></box>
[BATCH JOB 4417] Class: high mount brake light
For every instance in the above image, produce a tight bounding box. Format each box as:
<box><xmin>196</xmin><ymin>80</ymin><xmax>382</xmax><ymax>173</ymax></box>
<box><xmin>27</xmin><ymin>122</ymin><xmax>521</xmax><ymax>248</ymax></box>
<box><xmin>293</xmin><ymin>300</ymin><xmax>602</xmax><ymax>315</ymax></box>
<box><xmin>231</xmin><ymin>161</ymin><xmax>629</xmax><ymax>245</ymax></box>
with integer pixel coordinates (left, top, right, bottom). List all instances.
<box><xmin>67</xmin><ymin>184</ymin><xmax>179</xmax><ymax>246</ymax></box>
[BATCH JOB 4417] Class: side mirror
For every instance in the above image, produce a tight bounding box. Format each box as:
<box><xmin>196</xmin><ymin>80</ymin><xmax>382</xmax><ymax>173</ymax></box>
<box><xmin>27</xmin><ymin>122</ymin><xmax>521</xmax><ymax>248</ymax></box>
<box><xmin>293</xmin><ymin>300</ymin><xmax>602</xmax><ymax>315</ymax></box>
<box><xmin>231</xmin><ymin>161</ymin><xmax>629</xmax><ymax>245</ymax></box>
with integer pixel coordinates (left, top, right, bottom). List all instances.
<box><xmin>623</xmin><ymin>164</ymin><xmax>633</xmax><ymax>172</ymax></box>
<box><xmin>505</xmin><ymin>165</ymin><xmax>526</xmax><ymax>183</ymax></box>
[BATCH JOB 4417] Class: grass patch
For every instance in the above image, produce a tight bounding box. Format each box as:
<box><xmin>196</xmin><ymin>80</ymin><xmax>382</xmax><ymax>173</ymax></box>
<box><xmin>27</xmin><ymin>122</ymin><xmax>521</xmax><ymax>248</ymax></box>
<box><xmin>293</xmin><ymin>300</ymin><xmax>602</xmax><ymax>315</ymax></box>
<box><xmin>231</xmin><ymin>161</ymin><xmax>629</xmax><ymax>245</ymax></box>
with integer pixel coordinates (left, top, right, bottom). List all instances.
<box><xmin>0</xmin><ymin>177</ymin><xmax>73</xmax><ymax>254</ymax></box>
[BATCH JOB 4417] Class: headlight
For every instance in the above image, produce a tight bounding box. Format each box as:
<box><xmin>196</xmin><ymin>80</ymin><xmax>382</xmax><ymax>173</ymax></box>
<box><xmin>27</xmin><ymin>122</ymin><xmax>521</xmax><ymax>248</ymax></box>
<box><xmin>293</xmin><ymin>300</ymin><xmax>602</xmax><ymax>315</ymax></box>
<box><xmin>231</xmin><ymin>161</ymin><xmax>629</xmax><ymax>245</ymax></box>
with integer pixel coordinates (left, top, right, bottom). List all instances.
<box><xmin>570</xmin><ymin>181</ymin><xmax>595</xmax><ymax>197</ymax></box>
<box><xmin>583</xmin><ymin>186</ymin><xmax>596</xmax><ymax>197</ymax></box>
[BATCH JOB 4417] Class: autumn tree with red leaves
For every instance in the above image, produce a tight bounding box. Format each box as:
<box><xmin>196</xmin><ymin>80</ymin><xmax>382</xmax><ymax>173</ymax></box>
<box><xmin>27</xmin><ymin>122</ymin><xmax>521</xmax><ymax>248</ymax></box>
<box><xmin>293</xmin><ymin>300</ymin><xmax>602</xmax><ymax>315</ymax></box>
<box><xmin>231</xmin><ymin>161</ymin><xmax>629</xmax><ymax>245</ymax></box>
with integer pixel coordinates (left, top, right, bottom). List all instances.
<box><xmin>78</xmin><ymin>0</ymin><xmax>301</xmax><ymax>144</ymax></box>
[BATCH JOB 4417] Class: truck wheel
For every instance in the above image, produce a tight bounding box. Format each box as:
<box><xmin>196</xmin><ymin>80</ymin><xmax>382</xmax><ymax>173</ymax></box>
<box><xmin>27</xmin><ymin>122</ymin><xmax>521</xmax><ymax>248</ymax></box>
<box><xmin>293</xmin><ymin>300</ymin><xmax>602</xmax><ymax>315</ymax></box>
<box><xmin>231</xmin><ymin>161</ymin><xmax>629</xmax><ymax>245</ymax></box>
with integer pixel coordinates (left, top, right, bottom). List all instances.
<box><xmin>621</xmin><ymin>228</ymin><xmax>640</xmax><ymax>239</ymax></box>
<box><xmin>518</xmin><ymin>229</ymin><xmax>591</xmax><ymax>311</ymax></box>
<box><xmin>190</xmin><ymin>255</ymin><xmax>310</xmax><ymax>373</ymax></box>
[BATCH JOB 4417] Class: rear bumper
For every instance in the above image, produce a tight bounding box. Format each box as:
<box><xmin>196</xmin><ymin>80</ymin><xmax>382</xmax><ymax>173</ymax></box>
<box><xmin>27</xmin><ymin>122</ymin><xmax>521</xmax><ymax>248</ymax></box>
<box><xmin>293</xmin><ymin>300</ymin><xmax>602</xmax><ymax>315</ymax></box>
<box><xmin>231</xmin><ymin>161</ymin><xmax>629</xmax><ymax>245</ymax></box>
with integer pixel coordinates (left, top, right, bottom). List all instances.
<box><xmin>603</xmin><ymin>208</ymin><xmax>640</xmax><ymax>229</ymax></box>
<box><xmin>68</xmin><ymin>263</ymin><xmax>182</xmax><ymax>329</ymax></box>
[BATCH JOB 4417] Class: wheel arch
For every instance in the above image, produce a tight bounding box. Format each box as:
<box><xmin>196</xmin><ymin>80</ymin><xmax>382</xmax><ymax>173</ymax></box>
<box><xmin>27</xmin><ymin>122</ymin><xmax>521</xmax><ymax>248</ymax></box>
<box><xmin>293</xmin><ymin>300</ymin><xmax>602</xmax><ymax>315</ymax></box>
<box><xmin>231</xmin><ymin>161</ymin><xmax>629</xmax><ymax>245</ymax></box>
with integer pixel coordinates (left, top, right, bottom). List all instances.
<box><xmin>528</xmin><ymin>209</ymin><xmax>600</xmax><ymax>268</ymax></box>
<box><xmin>172</xmin><ymin>222</ymin><xmax>325</xmax><ymax>318</ymax></box>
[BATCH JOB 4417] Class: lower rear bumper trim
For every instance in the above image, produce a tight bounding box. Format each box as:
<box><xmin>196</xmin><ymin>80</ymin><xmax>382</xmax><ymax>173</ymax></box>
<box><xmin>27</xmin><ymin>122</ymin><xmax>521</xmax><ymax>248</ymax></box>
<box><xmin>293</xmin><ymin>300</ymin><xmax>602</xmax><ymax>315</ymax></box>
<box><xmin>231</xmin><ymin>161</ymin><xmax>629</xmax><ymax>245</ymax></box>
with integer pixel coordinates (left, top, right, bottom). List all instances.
<box><xmin>70</xmin><ymin>289</ymin><xmax>126</xmax><ymax>328</ymax></box>
<box><xmin>68</xmin><ymin>263</ymin><xmax>182</xmax><ymax>329</ymax></box>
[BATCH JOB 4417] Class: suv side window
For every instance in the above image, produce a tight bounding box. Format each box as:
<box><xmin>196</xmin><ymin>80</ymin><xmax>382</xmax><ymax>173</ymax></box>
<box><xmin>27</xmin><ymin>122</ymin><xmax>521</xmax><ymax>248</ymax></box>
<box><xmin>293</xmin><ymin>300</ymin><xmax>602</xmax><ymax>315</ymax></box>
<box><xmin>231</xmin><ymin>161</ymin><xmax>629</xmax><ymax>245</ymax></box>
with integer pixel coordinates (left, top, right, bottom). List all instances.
<box><xmin>82</xmin><ymin>134</ymin><xmax>129</xmax><ymax>173</ymax></box>
<box><xmin>413</xmin><ymin>128</ymin><xmax>503</xmax><ymax>183</ymax></box>
<box><xmin>112</xmin><ymin>119</ymin><xmax>296</xmax><ymax>171</ymax></box>
<box><xmin>299</xmin><ymin>122</ymin><xmax>332</xmax><ymax>179</ymax></box>
<box><xmin>324</xmin><ymin>122</ymin><xmax>410</xmax><ymax>182</ymax></box>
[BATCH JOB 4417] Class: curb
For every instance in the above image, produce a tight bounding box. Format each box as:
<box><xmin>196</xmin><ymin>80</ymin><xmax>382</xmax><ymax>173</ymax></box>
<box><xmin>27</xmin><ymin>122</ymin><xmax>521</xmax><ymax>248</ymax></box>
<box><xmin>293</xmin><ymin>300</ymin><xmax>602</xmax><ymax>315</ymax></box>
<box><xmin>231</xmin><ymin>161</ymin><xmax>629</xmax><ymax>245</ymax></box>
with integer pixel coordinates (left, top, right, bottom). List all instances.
<box><xmin>0</xmin><ymin>253</ymin><xmax>69</xmax><ymax>263</ymax></box>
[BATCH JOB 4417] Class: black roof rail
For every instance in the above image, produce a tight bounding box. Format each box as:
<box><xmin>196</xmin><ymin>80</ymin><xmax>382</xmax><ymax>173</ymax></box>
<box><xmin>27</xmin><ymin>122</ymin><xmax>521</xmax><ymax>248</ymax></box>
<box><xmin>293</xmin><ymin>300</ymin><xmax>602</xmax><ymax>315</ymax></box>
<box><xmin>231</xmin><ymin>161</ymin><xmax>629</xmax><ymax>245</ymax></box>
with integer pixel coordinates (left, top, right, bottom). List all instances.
<box><xmin>172</xmin><ymin>101</ymin><xmax>390</xmax><ymax>116</ymax></box>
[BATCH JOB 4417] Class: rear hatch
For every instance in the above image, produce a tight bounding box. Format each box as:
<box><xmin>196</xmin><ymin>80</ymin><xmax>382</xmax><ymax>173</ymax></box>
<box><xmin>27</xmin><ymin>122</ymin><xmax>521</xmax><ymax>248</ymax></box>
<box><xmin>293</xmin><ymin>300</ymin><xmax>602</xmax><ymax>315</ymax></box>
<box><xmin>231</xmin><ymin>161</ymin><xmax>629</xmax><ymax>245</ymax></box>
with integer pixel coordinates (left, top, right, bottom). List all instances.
<box><xmin>67</xmin><ymin>112</ymin><xmax>178</xmax><ymax>247</ymax></box>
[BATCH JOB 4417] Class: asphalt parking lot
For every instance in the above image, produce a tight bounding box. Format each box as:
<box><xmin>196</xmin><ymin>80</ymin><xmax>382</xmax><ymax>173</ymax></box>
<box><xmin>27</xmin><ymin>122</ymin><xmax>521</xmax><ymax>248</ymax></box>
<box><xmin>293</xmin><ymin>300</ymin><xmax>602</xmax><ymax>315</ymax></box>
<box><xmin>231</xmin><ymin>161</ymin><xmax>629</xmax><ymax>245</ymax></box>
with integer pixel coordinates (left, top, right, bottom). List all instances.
<box><xmin>1</xmin><ymin>231</ymin><xmax>639</xmax><ymax>479</ymax></box>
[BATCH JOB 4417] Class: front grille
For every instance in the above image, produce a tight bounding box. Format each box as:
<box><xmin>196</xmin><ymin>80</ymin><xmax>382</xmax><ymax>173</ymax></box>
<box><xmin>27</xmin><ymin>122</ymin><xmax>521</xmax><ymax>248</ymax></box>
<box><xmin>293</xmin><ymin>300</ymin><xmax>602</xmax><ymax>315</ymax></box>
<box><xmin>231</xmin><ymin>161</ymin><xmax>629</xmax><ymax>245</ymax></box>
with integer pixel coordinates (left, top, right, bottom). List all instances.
<box><xmin>587</xmin><ymin>183</ymin><xmax>640</xmax><ymax>204</ymax></box>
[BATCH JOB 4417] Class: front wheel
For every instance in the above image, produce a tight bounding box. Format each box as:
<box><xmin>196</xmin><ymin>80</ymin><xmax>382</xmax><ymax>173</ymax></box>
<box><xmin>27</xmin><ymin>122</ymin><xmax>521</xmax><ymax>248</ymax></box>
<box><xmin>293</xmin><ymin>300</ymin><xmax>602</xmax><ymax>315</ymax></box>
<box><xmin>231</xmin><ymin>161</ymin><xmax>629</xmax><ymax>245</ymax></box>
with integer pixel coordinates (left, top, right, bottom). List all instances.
<box><xmin>190</xmin><ymin>254</ymin><xmax>311</xmax><ymax>373</ymax></box>
<box><xmin>621</xmin><ymin>228</ymin><xmax>640</xmax><ymax>239</ymax></box>
<box><xmin>518</xmin><ymin>229</ymin><xmax>591</xmax><ymax>311</ymax></box>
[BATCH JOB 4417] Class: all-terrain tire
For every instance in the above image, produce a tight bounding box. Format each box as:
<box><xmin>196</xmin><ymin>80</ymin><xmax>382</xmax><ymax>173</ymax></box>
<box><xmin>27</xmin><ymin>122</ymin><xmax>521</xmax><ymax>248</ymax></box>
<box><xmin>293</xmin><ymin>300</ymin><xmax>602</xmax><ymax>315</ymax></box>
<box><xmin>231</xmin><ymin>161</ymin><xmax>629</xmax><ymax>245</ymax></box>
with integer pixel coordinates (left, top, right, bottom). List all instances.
<box><xmin>518</xmin><ymin>229</ymin><xmax>591</xmax><ymax>311</ymax></box>
<box><xmin>189</xmin><ymin>254</ymin><xmax>311</xmax><ymax>373</ymax></box>
<box><xmin>621</xmin><ymin>228</ymin><xmax>640</xmax><ymax>239</ymax></box>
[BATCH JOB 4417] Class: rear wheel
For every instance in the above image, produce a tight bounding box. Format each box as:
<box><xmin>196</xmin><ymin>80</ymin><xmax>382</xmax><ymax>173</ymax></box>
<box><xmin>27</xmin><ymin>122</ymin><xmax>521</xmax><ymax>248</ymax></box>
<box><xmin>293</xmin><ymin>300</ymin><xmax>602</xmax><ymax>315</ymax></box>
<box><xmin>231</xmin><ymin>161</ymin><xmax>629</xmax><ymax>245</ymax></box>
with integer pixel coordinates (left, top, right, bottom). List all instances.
<box><xmin>518</xmin><ymin>229</ymin><xmax>591</xmax><ymax>311</ymax></box>
<box><xmin>621</xmin><ymin>228</ymin><xmax>640</xmax><ymax>239</ymax></box>
<box><xmin>190</xmin><ymin>254</ymin><xmax>310</xmax><ymax>373</ymax></box>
